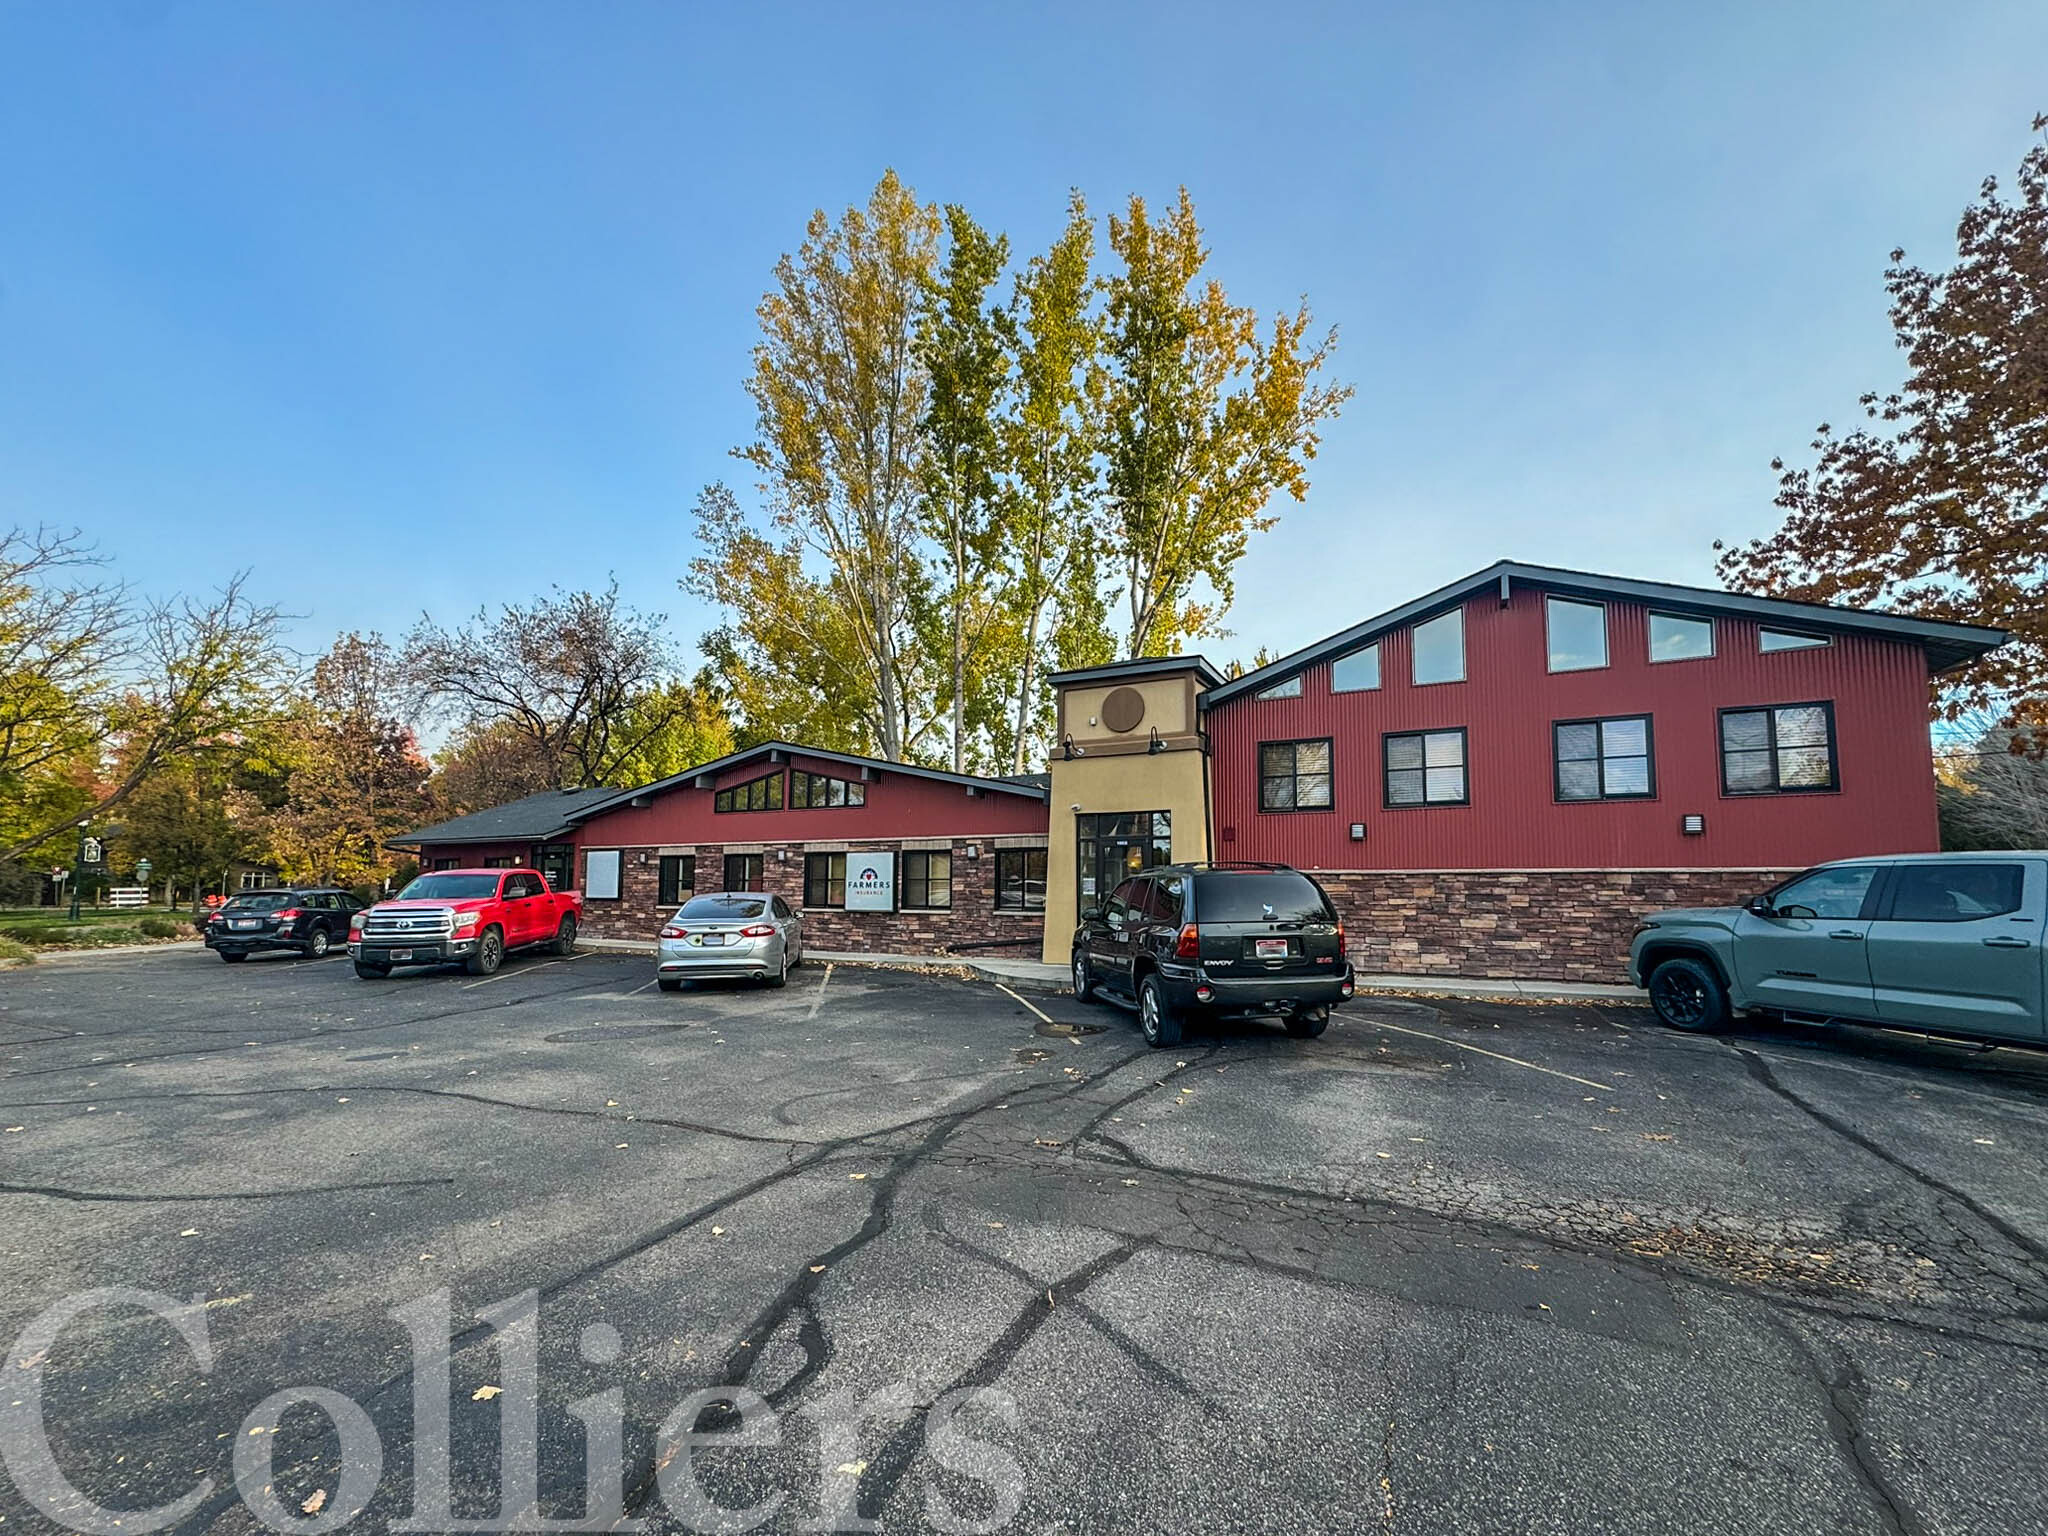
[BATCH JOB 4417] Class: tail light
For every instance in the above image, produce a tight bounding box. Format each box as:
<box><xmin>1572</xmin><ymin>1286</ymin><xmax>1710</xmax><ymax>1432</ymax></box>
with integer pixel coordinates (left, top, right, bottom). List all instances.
<box><xmin>738</xmin><ymin>924</ymin><xmax>776</xmax><ymax>938</ymax></box>
<box><xmin>660</xmin><ymin>925</ymin><xmax>687</xmax><ymax>939</ymax></box>
<box><xmin>273</xmin><ymin>908</ymin><xmax>300</xmax><ymax>922</ymax></box>
<box><xmin>1174</xmin><ymin>923</ymin><xmax>1201</xmax><ymax>960</ymax></box>
<box><xmin>1335</xmin><ymin>922</ymin><xmax>1346</xmax><ymax>953</ymax></box>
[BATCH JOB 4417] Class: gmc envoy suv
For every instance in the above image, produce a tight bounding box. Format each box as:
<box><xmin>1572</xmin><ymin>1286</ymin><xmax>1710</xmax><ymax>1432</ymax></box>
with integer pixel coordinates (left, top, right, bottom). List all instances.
<box><xmin>1071</xmin><ymin>862</ymin><xmax>1356</xmax><ymax>1047</ymax></box>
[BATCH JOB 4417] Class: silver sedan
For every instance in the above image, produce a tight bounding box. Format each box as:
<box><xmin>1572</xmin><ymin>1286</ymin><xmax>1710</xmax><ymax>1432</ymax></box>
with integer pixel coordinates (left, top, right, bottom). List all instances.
<box><xmin>656</xmin><ymin>891</ymin><xmax>802</xmax><ymax>990</ymax></box>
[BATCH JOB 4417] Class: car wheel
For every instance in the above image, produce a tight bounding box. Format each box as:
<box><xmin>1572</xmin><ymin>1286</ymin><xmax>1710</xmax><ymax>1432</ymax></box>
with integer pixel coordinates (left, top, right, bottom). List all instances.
<box><xmin>354</xmin><ymin>961</ymin><xmax>390</xmax><ymax>979</ymax></box>
<box><xmin>1071</xmin><ymin>950</ymin><xmax>1097</xmax><ymax>1003</ymax></box>
<box><xmin>551</xmin><ymin>915</ymin><xmax>577</xmax><ymax>956</ymax></box>
<box><xmin>1284</xmin><ymin>1006</ymin><xmax>1330</xmax><ymax>1039</ymax></box>
<box><xmin>220</xmin><ymin>950</ymin><xmax>248</xmax><ymax>964</ymax></box>
<box><xmin>767</xmin><ymin>948</ymin><xmax>790</xmax><ymax>988</ymax></box>
<box><xmin>657</xmin><ymin>977</ymin><xmax>683</xmax><ymax>993</ymax></box>
<box><xmin>303</xmin><ymin>927</ymin><xmax>331</xmax><ymax>959</ymax></box>
<box><xmin>465</xmin><ymin>926</ymin><xmax>505</xmax><ymax>977</ymax></box>
<box><xmin>1137</xmin><ymin>973</ymin><xmax>1182</xmax><ymax>1049</ymax></box>
<box><xmin>1647</xmin><ymin>956</ymin><xmax>1729</xmax><ymax>1033</ymax></box>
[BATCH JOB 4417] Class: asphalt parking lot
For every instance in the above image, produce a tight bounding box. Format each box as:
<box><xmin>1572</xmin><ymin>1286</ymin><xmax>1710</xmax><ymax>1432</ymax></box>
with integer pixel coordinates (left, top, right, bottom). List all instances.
<box><xmin>2</xmin><ymin>944</ymin><xmax>2045</xmax><ymax>1534</ymax></box>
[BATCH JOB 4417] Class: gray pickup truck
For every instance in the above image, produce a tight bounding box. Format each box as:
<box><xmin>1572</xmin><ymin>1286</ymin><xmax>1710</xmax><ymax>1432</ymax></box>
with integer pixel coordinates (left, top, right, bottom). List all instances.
<box><xmin>1630</xmin><ymin>852</ymin><xmax>2046</xmax><ymax>1044</ymax></box>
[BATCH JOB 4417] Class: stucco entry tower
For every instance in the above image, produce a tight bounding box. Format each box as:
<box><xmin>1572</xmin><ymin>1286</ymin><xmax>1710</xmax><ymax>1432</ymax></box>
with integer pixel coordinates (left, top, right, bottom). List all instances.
<box><xmin>1040</xmin><ymin>656</ymin><xmax>1223</xmax><ymax>964</ymax></box>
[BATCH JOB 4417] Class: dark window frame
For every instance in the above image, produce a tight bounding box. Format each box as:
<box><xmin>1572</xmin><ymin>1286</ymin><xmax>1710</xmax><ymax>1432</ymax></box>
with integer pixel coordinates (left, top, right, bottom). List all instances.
<box><xmin>1718</xmin><ymin>701</ymin><xmax>1839</xmax><ymax>796</ymax></box>
<box><xmin>901</xmin><ymin>849</ymin><xmax>952</xmax><ymax>911</ymax></box>
<box><xmin>1647</xmin><ymin>611</ymin><xmax>1714</xmax><ymax>664</ymax></box>
<box><xmin>1382</xmin><ymin>727</ymin><xmax>1471</xmax><ymax>809</ymax></box>
<box><xmin>804</xmin><ymin>852</ymin><xmax>845</xmax><ymax>909</ymax></box>
<box><xmin>1552</xmin><ymin>714</ymin><xmax>1657</xmax><ymax>803</ymax></box>
<box><xmin>722</xmin><ymin>852</ymin><xmax>764</xmax><ymax>892</ymax></box>
<box><xmin>1544</xmin><ymin>596</ymin><xmax>1610</xmax><ymax>674</ymax></box>
<box><xmin>1258</xmin><ymin>737</ymin><xmax>1335</xmax><ymax>813</ymax></box>
<box><xmin>714</xmin><ymin>772</ymin><xmax>785</xmax><ymax>814</ymax></box>
<box><xmin>994</xmin><ymin>847</ymin><xmax>1047</xmax><ymax>912</ymax></box>
<box><xmin>791</xmin><ymin>771</ymin><xmax>867</xmax><ymax>809</ymax></box>
<box><xmin>657</xmin><ymin>854</ymin><xmax>696</xmax><ymax>908</ymax></box>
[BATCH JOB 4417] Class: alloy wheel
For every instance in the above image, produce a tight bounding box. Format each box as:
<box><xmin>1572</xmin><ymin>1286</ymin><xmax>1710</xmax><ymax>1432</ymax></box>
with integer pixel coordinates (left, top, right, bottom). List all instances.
<box><xmin>1653</xmin><ymin>970</ymin><xmax>1706</xmax><ymax>1026</ymax></box>
<box><xmin>1140</xmin><ymin>986</ymin><xmax>1159</xmax><ymax>1042</ymax></box>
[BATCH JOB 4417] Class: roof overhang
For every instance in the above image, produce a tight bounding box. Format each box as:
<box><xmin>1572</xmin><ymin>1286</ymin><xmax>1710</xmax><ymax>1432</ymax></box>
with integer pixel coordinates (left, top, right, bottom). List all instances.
<box><xmin>568</xmin><ymin>740</ymin><xmax>1050</xmax><ymax>823</ymax></box>
<box><xmin>1046</xmin><ymin>655</ymin><xmax>1228</xmax><ymax>691</ymax></box>
<box><xmin>1200</xmin><ymin>560</ymin><xmax>2008</xmax><ymax>708</ymax></box>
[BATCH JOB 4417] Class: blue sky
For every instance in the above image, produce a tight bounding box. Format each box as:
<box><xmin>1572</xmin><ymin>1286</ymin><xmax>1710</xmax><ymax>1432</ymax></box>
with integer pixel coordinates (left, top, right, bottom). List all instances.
<box><xmin>2</xmin><ymin>0</ymin><xmax>2043</xmax><ymax>673</ymax></box>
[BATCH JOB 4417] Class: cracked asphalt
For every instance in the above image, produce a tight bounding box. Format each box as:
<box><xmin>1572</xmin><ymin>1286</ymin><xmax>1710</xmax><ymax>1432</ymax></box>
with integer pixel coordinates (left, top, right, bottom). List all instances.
<box><xmin>2</xmin><ymin>944</ymin><xmax>2046</xmax><ymax>1533</ymax></box>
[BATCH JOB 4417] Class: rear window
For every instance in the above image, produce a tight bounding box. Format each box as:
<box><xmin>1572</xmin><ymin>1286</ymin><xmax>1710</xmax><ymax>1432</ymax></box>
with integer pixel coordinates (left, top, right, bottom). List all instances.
<box><xmin>1193</xmin><ymin>874</ymin><xmax>1332</xmax><ymax>924</ymax></box>
<box><xmin>224</xmin><ymin>892</ymin><xmax>293</xmax><ymax>911</ymax></box>
<box><xmin>678</xmin><ymin>895</ymin><xmax>767</xmax><ymax>920</ymax></box>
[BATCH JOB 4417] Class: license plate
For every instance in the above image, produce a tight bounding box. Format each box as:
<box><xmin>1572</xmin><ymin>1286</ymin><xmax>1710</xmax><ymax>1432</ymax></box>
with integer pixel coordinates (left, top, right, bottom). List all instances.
<box><xmin>693</xmin><ymin>934</ymin><xmax>725</xmax><ymax>947</ymax></box>
<box><xmin>390</xmin><ymin>948</ymin><xmax>413</xmax><ymax>961</ymax></box>
<box><xmin>1255</xmin><ymin>938</ymin><xmax>1289</xmax><ymax>959</ymax></box>
<box><xmin>233</xmin><ymin>919</ymin><xmax>259</xmax><ymax>930</ymax></box>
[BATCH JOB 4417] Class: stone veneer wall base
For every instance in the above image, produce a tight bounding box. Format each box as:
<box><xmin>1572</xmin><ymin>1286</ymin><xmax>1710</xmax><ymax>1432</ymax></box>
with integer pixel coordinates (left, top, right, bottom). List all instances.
<box><xmin>1315</xmin><ymin>868</ymin><xmax>1797</xmax><ymax>985</ymax></box>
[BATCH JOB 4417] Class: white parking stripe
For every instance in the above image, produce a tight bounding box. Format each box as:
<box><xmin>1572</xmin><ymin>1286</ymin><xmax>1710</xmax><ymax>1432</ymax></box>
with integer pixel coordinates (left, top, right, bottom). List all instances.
<box><xmin>459</xmin><ymin>952</ymin><xmax>589</xmax><ymax>990</ymax></box>
<box><xmin>995</xmin><ymin>983</ymin><xmax>1054</xmax><ymax>1025</ymax></box>
<box><xmin>1367</xmin><ymin>1017</ymin><xmax>1614</xmax><ymax>1092</ymax></box>
<box><xmin>806</xmin><ymin>963</ymin><xmax>834</xmax><ymax>1020</ymax></box>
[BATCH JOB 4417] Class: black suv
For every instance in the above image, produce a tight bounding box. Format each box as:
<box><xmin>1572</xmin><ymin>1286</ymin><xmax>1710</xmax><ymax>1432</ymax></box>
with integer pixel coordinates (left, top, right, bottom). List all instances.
<box><xmin>1071</xmin><ymin>862</ymin><xmax>1355</xmax><ymax>1047</ymax></box>
<box><xmin>204</xmin><ymin>888</ymin><xmax>365</xmax><ymax>962</ymax></box>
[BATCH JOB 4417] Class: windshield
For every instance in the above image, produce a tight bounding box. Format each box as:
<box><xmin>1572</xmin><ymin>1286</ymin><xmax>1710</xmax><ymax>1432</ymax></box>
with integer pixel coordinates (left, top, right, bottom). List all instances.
<box><xmin>395</xmin><ymin>874</ymin><xmax>500</xmax><ymax>901</ymax></box>
<box><xmin>224</xmin><ymin>892</ymin><xmax>294</xmax><ymax>911</ymax></box>
<box><xmin>677</xmin><ymin>895</ymin><xmax>767</xmax><ymax>920</ymax></box>
<box><xmin>1194</xmin><ymin>874</ymin><xmax>1333</xmax><ymax>924</ymax></box>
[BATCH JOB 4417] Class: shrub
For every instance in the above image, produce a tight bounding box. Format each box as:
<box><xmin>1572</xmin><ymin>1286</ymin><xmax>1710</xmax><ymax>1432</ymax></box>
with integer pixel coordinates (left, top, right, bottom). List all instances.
<box><xmin>138</xmin><ymin>917</ymin><xmax>184</xmax><ymax>939</ymax></box>
<box><xmin>0</xmin><ymin>936</ymin><xmax>34</xmax><ymax>965</ymax></box>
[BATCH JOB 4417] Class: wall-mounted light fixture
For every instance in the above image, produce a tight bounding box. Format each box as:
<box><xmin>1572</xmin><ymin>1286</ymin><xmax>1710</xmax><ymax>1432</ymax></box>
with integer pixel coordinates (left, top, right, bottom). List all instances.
<box><xmin>1147</xmin><ymin>727</ymin><xmax>1165</xmax><ymax>754</ymax></box>
<box><xmin>1681</xmin><ymin>813</ymin><xmax>1706</xmax><ymax>836</ymax></box>
<box><xmin>1349</xmin><ymin>823</ymin><xmax>1366</xmax><ymax>841</ymax></box>
<box><xmin>1061</xmin><ymin>735</ymin><xmax>1085</xmax><ymax>760</ymax></box>
<box><xmin>637</xmin><ymin>851</ymin><xmax>650</xmax><ymax>866</ymax></box>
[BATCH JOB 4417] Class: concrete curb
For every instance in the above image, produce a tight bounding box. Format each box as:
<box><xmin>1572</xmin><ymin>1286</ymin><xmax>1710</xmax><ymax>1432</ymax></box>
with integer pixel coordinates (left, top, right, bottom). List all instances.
<box><xmin>578</xmin><ymin>938</ymin><xmax>1638</xmax><ymax>1004</ymax></box>
<box><xmin>29</xmin><ymin>940</ymin><xmax>206</xmax><ymax>962</ymax></box>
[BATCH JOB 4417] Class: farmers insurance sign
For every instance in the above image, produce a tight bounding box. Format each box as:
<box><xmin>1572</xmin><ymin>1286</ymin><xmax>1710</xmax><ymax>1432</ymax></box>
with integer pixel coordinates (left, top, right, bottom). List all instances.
<box><xmin>845</xmin><ymin>852</ymin><xmax>896</xmax><ymax>912</ymax></box>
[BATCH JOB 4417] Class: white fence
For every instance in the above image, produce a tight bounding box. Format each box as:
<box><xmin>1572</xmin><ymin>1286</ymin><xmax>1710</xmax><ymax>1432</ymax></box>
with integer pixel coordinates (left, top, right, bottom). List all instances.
<box><xmin>105</xmin><ymin>887</ymin><xmax>150</xmax><ymax>909</ymax></box>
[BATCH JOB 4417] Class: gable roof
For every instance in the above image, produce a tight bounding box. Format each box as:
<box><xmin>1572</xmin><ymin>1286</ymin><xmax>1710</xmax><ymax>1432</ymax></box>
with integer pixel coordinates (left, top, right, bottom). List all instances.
<box><xmin>1201</xmin><ymin>560</ymin><xmax>2009</xmax><ymax>708</ymax></box>
<box><xmin>567</xmin><ymin>740</ymin><xmax>1049</xmax><ymax>822</ymax></box>
<box><xmin>391</xmin><ymin>787</ymin><xmax>621</xmax><ymax>847</ymax></box>
<box><xmin>1044</xmin><ymin>655</ymin><xmax>1228</xmax><ymax>691</ymax></box>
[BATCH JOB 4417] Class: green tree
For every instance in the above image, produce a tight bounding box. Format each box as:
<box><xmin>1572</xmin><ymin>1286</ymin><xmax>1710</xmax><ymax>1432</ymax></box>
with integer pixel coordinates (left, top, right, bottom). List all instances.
<box><xmin>264</xmin><ymin>634</ymin><xmax>435</xmax><ymax>888</ymax></box>
<box><xmin>713</xmin><ymin>170</ymin><xmax>944</xmax><ymax>761</ymax></box>
<box><xmin>916</xmin><ymin>205</ymin><xmax>1014</xmax><ymax>772</ymax></box>
<box><xmin>1718</xmin><ymin>116</ymin><xmax>2048</xmax><ymax>729</ymax></box>
<box><xmin>1099</xmin><ymin>189</ymin><xmax>1352</xmax><ymax>658</ymax></box>
<box><xmin>602</xmin><ymin>675</ymin><xmax>736</xmax><ymax>784</ymax></box>
<box><xmin>999</xmin><ymin>195</ymin><xmax>1110</xmax><ymax>769</ymax></box>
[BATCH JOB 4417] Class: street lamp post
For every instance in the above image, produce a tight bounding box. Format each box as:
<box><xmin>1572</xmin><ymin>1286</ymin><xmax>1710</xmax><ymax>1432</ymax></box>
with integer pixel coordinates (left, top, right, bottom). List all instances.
<box><xmin>68</xmin><ymin>826</ymin><xmax>86</xmax><ymax>921</ymax></box>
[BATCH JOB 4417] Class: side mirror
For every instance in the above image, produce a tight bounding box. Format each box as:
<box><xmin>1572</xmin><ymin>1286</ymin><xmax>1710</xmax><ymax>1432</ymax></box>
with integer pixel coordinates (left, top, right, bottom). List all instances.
<box><xmin>1080</xmin><ymin>905</ymin><xmax>1101</xmax><ymax>924</ymax></box>
<box><xmin>1745</xmin><ymin>895</ymin><xmax>1775</xmax><ymax>917</ymax></box>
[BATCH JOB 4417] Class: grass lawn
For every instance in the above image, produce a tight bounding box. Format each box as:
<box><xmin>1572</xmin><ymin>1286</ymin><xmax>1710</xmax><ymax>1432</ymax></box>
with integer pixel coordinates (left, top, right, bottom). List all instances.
<box><xmin>0</xmin><ymin>906</ymin><xmax>198</xmax><ymax>954</ymax></box>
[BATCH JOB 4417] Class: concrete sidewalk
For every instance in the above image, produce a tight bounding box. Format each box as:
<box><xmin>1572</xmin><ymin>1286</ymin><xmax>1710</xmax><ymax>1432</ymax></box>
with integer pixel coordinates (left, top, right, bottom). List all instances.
<box><xmin>578</xmin><ymin>937</ymin><xmax>1642</xmax><ymax>1002</ymax></box>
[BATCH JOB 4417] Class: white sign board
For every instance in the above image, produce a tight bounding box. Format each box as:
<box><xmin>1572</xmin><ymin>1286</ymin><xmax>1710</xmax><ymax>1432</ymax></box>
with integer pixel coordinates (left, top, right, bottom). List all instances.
<box><xmin>844</xmin><ymin>852</ymin><xmax>895</xmax><ymax>912</ymax></box>
<box><xmin>585</xmin><ymin>849</ymin><xmax>621</xmax><ymax>900</ymax></box>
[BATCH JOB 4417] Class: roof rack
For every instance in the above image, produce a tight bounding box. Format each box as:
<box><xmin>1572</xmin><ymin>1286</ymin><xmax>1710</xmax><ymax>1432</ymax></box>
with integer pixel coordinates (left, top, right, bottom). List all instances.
<box><xmin>1169</xmin><ymin>861</ymin><xmax>1298</xmax><ymax>872</ymax></box>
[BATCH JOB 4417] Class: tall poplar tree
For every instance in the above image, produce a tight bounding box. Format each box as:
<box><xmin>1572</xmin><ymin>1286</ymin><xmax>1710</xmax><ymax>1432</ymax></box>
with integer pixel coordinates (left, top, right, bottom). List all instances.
<box><xmin>1098</xmin><ymin>189</ymin><xmax>1352</xmax><ymax>658</ymax></box>
<box><xmin>916</xmin><ymin>207</ymin><xmax>1013</xmax><ymax>772</ymax></box>
<box><xmin>1000</xmin><ymin>195</ymin><xmax>1107</xmax><ymax>769</ymax></box>
<box><xmin>723</xmin><ymin>170</ymin><xmax>943</xmax><ymax>761</ymax></box>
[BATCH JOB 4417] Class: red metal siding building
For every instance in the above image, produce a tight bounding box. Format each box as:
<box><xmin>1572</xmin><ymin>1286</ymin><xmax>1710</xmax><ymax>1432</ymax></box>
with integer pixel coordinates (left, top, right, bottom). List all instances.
<box><xmin>1209</xmin><ymin>586</ymin><xmax>1942</xmax><ymax>870</ymax></box>
<box><xmin>1200</xmin><ymin>563</ymin><xmax>2004</xmax><ymax>980</ymax></box>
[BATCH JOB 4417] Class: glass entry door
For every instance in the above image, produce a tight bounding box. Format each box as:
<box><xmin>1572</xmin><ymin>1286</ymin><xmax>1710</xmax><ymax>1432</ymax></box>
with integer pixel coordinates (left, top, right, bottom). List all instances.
<box><xmin>1075</xmin><ymin>811</ymin><xmax>1171</xmax><ymax>910</ymax></box>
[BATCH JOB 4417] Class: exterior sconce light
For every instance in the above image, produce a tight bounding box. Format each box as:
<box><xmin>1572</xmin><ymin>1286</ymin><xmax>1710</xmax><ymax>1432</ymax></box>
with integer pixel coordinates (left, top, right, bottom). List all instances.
<box><xmin>1681</xmin><ymin>813</ymin><xmax>1706</xmax><ymax>835</ymax></box>
<box><xmin>963</xmin><ymin>844</ymin><xmax>979</xmax><ymax>859</ymax></box>
<box><xmin>637</xmin><ymin>851</ymin><xmax>650</xmax><ymax>866</ymax></box>
<box><xmin>1147</xmin><ymin>727</ymin><xmax>1165</xmax><ymax>754</ymax></box>
<box><xmin>1062</xmin><ymin>735</ymin><xmax>1084</xmax><ymax>759</ymax></box>
<box><xmin>1349</xmin><ymin>823</ymin><xmax>1366</xmax><ymax>841</ymax></box>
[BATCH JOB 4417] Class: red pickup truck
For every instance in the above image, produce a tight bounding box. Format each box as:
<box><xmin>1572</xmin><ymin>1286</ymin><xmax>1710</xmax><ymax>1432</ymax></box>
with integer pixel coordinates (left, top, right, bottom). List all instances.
<box><xmin>348</xmin><ymin>867</ymin><xmax>583</xmax><ymax>979</ymax></box>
